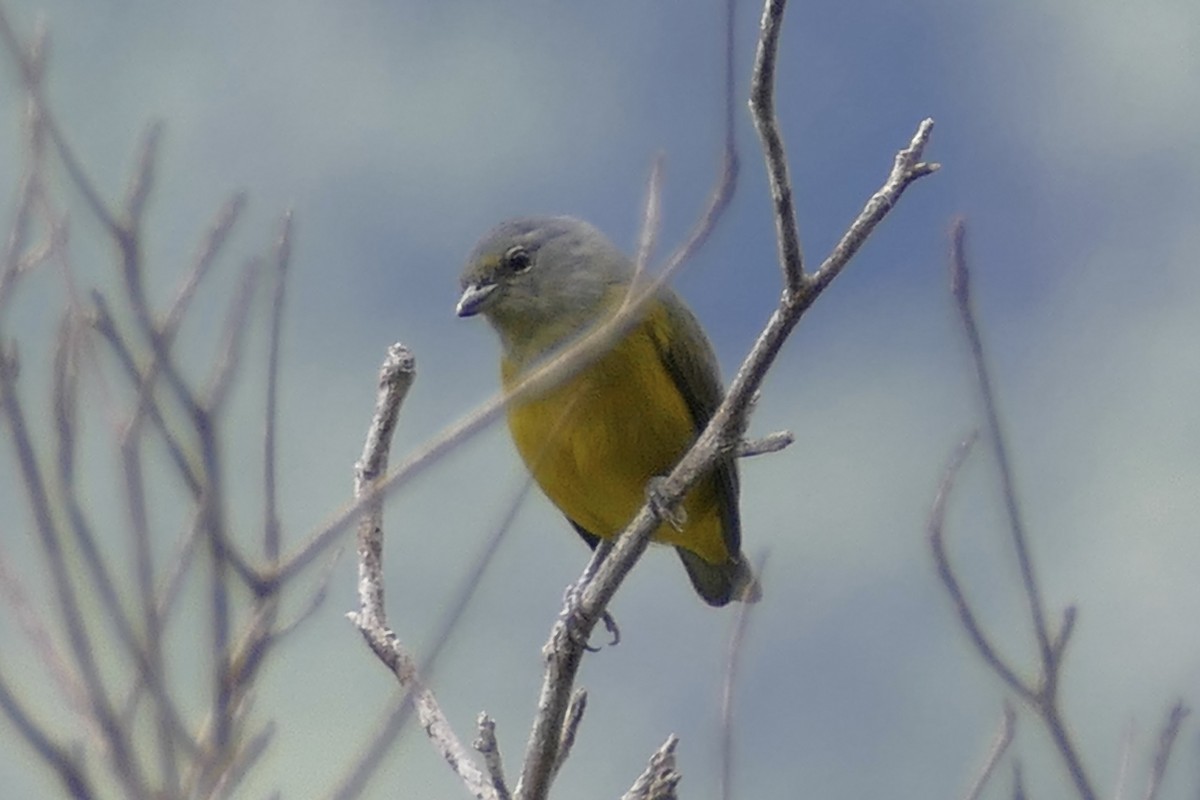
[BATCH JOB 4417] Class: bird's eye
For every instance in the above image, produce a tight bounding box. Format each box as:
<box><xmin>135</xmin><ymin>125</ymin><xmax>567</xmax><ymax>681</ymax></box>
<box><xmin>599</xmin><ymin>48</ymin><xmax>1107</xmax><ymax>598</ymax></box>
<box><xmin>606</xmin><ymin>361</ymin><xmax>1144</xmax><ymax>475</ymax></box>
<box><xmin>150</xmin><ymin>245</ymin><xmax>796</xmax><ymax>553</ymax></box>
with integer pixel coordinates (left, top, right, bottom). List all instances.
<box><xmin>504</xmin><ymin>246</ymin><xmax>533</xmax><ymax>274</ymax></box>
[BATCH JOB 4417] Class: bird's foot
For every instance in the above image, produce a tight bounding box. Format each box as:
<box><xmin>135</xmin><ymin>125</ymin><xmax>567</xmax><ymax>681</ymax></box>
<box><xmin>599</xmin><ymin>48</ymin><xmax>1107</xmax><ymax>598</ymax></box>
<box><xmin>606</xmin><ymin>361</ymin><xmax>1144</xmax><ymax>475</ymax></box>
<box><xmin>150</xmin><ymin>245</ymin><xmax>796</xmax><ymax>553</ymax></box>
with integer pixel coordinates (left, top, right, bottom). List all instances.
<box><xmin>559</xmin><ymin>580</ymin><xmax>620</xmax><ymax>652</ymax></box>
<box><xmin>646</xmin><ymin>476</ymin><xmax>687</xmax><ymax>531</ymax></box>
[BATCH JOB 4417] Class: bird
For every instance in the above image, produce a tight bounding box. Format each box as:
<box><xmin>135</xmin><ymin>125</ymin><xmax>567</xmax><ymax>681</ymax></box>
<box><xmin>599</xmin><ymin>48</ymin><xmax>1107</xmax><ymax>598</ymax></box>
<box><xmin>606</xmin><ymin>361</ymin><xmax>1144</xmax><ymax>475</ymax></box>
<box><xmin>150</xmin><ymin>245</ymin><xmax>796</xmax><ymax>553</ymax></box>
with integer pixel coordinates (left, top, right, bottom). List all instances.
<box><xmin>457</xmin><ymin>216</ymin><xmax>759</xmax><ymax>606</ymax></box>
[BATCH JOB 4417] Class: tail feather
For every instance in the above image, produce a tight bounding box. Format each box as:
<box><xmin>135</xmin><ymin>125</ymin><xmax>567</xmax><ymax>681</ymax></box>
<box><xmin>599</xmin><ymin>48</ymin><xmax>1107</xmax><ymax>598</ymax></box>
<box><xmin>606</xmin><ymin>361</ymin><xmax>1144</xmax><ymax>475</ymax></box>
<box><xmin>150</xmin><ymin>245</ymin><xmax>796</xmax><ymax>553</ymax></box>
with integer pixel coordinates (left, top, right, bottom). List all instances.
<box><xmin>675</xmin><ymin>548</ymin><xmax>762</xmax><ymax>607</ymax></box>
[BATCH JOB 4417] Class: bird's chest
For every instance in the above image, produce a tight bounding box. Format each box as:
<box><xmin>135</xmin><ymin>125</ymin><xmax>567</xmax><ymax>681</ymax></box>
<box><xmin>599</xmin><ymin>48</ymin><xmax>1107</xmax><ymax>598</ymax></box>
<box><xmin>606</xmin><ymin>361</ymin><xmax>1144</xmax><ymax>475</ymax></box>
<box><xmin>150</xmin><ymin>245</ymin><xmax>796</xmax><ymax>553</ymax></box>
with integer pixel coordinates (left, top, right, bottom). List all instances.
<box><xmin>502</xmin><ymin>331</ymin><xmax>695</xmax><ymax>535</ymax></box>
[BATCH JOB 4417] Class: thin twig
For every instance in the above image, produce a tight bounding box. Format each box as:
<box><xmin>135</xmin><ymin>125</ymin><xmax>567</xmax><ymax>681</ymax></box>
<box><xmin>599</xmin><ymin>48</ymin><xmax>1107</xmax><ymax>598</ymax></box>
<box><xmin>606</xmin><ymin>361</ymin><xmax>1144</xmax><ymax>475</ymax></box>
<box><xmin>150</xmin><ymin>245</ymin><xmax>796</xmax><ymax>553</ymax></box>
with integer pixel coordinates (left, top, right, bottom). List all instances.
<box><xmin>961</xmin><ymin>703</ymin><xmax>1016</xmax><ymax>800</ymax></box>
<box><xmin>737</xmin><ymin>430</ymin><xmax>793</xmax><ymax>457</ymax></box>
<box><xmin>550</xmin><ymin>689</ymin><xmax>588</xmax><ymax>785</ymax></box>
<box><xmin>348</xmin><ymin>346</ymin><xmax>497</xmax><ymax>799</ymax></box>
<box><xmin>946</xmin><ymin>219</ymin><xmax>1097</xmax><ymax>800</ymax></box>
<box><xmin>0</xmin><ymin>669</ymin><xmax>94</xmax><ymax>799</ymax></box>
<box><xmin>54</xmin><ymin>316</ymin><xmax>196</xmax><ymax>782</ymax></box>
<box><xmin>1012</xmin><ymin>762</ymin><xmax>1026</xmax><ymax>800</ymax></box>
<box><xmin>0</xmin><ymin>18</ymin><xmax>47</xmax><ymax>316</ymax></box>
<box><xmin>263</xmin><ymin>211</ymin><xmax>292</xmax><ymax>562</ymax></box>
<box><xmin>203</xmin><ymin>257</ymin><xmax>261</xmax><ymax>412</ymax></box>
<box><xmin>749</xmin><ymin>0</ymin><xmax>804</xmax><ymax>293</ymax></box>
<box><xmin>928</xmin><ymin>432</ymin><xmax>1031</xmax><ymax>700</ymax></box>
<box><xmin>475</xmin><ymin>714</ymin><xmax>512</xmax><ymax>800</ymax></box>
<box><xmin>1113</xmin><ymin>720</ymin><xmax>1135</xmax><ymax>800</ymax></box>
<box><xmin>1140</xmin><ymin>701</ymin><xmax>1188</xmax><ymax>800</ymax></box>
<box><xmin>0</xmin><ymin>542</ymin><xmax>88</xmax><ymax>729</ymax></box>
<box><xmin>629</xmin><ymin>153</ymin><xmax>664</xmax><ymax>301</ymax></box>
<box><xmin>620</xmin><ymin>736</ymin><xmax>681</xmax><ymax>800</ymax></box>
<box><xmin>203</xmin><ymin>721</ymin><xmax>276</xmax><ymax>800</ymax></box>
<box><xmin>0</xmin><ymin>337</ymin><xmax>150</xmax><ymax>798</ymax></box>
<box><xmin>122</xmin><ymin>122</ymin><xmax>162</xmax><ymax>228</ymax></box>
<box><xmin>950</xmin><ymin>219</ymin><xmax>1053</xmax><ymax>665</ymax></box>
<box><xmin>720</xmin><ymin>553</ymin><xmax>765</xmax><ymax>800</ymax></box>
<box><xmin>0</xmin><ymin>5</ymin><xmax>123</xmax><ymax>236</ymax></box>
<box><xmin>326</xmin><ymin>477</ymin><xmax>536</xmax><ymax>800</ymax></box>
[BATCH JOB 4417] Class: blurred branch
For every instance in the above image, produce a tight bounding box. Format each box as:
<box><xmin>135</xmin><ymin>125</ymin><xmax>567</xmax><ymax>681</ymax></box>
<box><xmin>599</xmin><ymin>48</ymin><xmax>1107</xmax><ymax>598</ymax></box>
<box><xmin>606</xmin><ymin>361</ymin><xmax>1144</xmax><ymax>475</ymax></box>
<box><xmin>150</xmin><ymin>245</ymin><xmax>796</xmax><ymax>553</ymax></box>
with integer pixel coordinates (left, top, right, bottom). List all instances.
<box><xmin>1140</xmin><ymin>701</ymin><xmax>1188</xmax><ymax>800</ymax></box>
<box><xmin>0</xmin><ymin>328</ymin><xmax>151</xmax><ymax>798</ymax></box>
<box><xmin>0</xmin><ymin>10</ymin><xmax>314</xmax><ymax>796</ymax></box>
<box><xmin>0</xmin><ymin>670</ymin><xmax>94</xmax><ymax>798</ymax></box>
<box><xmin>263</xmin><ymin>211</ymin><xmax>293</xmax><ymax>563</ymax></box>
<box><xmin>931</xmin><ymin>218</ymin><xmax>1148</xmax><ymax>800</ymax></box>
<box><xmin>720</xmin><ymin>553</ymin><xmax>765</xmax><ymax>800</ymax></box>
<box><xmin>948</xmin><ymin>220</ymin><xmax>1054</xmax><ymax>666</ymax></box>
<box><xmin>960</xmin><ymin>703</ymin><xmax>1016</xmax><ymax>800</ymax></box>
<box><xmin>928</xmin><ymin>432</ymin><xmax>1032</xmax><ymax>698</ymax></box>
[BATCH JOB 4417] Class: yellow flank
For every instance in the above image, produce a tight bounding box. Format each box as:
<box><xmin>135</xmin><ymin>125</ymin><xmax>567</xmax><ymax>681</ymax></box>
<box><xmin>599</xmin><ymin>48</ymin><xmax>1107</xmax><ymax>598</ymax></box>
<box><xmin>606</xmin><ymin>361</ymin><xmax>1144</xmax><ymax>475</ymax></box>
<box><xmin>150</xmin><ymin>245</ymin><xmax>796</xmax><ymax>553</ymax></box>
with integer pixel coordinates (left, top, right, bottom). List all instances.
<box><xmin>502</xmin><ymin>302</ymin><xmax>730</xmax><ymax>566</ymax></box>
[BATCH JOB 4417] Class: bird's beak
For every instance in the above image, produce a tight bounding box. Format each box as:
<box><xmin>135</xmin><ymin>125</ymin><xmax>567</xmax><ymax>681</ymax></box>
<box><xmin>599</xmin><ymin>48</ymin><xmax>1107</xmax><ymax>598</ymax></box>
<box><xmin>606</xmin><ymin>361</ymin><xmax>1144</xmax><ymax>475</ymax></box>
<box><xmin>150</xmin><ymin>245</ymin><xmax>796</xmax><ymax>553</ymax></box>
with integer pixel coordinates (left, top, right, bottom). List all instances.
<box><xmin>456</xmin><ymin>281</ymin><xmax>497</xmax><ymax>318</ymax></box>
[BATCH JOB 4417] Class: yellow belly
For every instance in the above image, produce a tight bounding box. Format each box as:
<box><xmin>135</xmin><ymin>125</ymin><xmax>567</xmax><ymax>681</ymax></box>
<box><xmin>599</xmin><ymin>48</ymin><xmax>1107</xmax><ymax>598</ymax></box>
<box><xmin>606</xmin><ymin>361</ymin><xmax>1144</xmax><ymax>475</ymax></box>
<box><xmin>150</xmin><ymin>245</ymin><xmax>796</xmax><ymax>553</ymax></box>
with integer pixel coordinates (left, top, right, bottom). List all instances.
<box><xmin>502</xmin><ymin>321</ymin><xmax>729</xmax><ymax>565</ymax></box>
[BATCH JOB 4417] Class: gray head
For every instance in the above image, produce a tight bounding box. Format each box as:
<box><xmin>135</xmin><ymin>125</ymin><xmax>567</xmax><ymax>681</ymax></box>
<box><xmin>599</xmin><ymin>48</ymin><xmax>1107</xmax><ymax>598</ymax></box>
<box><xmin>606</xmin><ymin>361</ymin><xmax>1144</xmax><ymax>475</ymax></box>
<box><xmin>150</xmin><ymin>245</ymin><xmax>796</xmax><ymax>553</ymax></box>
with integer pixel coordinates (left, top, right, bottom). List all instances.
<box><xmin>457</xmin><ymin>216</ymin><xmax>633</xmax><ymax>357</ymax></box>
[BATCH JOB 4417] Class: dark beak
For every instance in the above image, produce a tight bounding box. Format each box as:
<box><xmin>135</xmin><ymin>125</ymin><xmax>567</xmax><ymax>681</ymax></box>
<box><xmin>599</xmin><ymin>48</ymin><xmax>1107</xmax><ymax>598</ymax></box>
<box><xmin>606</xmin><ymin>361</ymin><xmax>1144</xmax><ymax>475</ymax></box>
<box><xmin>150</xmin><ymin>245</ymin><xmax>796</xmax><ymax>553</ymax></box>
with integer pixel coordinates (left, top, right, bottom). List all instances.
<box><xmin>455</xmin><ymin>281</ymin><xmax>497</xmax><ymax>317</ymax></box>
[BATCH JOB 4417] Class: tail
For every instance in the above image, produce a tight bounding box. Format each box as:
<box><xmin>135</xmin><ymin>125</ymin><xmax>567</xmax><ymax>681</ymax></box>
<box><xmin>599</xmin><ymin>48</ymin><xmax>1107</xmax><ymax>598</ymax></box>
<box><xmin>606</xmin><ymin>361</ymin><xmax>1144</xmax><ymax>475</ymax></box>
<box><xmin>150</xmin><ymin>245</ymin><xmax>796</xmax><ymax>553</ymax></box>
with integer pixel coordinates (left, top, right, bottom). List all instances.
<box><xmin>676</xmin><ymin>548</ymin><xmax>762</xmax><ymax>607</ymax></box>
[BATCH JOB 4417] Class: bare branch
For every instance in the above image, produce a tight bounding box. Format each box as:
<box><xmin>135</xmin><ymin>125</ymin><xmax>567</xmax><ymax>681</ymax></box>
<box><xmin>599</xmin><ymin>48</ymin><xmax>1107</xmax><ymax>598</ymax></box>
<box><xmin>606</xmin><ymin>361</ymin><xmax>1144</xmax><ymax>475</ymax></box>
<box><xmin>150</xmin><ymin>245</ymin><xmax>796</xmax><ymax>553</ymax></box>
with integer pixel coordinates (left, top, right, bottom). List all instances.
<box><xmin>204</xmin><ymin>721</ymin><xmax>276</xmax><ymax>800</ymax></box>
<box><xmin>0</xmin><ymin>5</ymin><xmax>124</xmax><ymax>236</ymax></box>
<box><xmin>1140</xmin><ymin>701</ymin><xmax>1188</xmax><ymax>800</ymax></box>
<box><xmin>737</xmin><ymin>430</ymin><xmax>793</xmax><ymax>458</ymax></box>
<box><xmin>0</xmin><ymin>330</ymin><xmax>151</xmax><ymax>798</ymax></box>
<box><xmin>1113</xmin><ymin>720</ymin><xmax>1135</xmax><ymax>800</ymax></box>
<box><xmin>0</xmin><ymin>670</ymin><xmax>95</xmax><ymax>799</ymax></box>
<box><xmin>950</xmin><ymin>219</ymin><xmax>1054</xmax><ymax>666</ymax></box>
<box><xmin>203</xmin><ymin>257</ymin><xmax>262</xmax><ymax>411</ymax></box>
<box><xmin>944</xmin><ymin>219</ymin><xmax>1098</xmax><ymax>800</ymax></box>
<box><xmin>550</xmin><ymin>689</ymin><xmax>587</xmax><ymax>785</ymax></box>
<box><xmin>961</xmin><ymin>703</ymin><xmax>1016</xmax><ymax>800</ymax></box>
<box><xmin>504</xmin><ymin>9</ymin><xmax>935</xmax><ymax>791</ymax></box>
<box><xmin>0</xmin><ymin>542</ymin><xmax>88</xmax><ymax>729</ymax></box>
<box><xmin>347</xmin><ymin>345</ymin><xmax>497</xmax><ymax>799</ymax></box>
<box><xmin>629</xmin><ymin>153</ymin><xmax>664</xmax><ymax>299</ymax></box>
<box><xmin>620</xmin><ymin>736</ymin><xmax>681</xmax><ymax>800</ymax></box>
<box><xmin>166</xmin><ymin>193</ymin><xmax>248</xmax><ymax>334</ymax></box>
<box><xmin>326</xmin><ymin>477</ymin><xmax>537</xmax><ymax>800</ymax></box>
<box><xmin>517</xmin><ymin>99</ymin><xmax>935</xmax><ymax>800</ymax></box>
<box><xmin>749</xmin><ymin>0</ymin><xmax>804</xmax><ymax>292</ymax></box>
<box><xmin>928</xmin><ymin>432</ymin><xmax>1032</xmax><ymax>701</ymax></box>
<box><xmin>122</xmin><ymin>123</ymin><xmax>162</xmax><ymax>227</ymax></box>
<box><xmin>475</xmin><ymin>714</ymin><xmax>512</xmax><ymax>800</ymax></box>
<box><xmin>1011</xmin><ymin>762</ymin><xmax>1026</xmax><ymax>800</ymax></box>
<box><xmin>263</xmin><ymin>211</ymin><xmax>293</xmax><ymax>562</ymax></box>
<box><xmin>720</xmin><ymin>553</ymin><xmax>765</xmax><ymax>800</ymax></box>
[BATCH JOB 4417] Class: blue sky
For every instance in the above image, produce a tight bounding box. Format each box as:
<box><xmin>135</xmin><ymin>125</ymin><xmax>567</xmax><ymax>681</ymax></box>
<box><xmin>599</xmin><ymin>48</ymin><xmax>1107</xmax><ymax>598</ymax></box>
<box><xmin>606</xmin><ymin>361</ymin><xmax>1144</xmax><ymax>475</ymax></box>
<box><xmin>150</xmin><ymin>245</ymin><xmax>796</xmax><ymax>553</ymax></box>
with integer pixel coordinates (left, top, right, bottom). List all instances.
<box><xmin>1</xmin><ymin>0</ymin><xmax>1198</xmax><ymax>797</ymax></box>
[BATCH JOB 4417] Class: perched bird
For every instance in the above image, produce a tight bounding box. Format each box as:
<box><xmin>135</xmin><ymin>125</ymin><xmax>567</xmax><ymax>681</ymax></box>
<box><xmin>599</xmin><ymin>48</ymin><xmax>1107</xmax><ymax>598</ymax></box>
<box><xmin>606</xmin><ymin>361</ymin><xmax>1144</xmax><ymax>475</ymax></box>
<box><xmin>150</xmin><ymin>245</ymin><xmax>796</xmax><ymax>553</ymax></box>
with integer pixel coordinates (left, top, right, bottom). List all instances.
<box><xmin>457</xmin><ymin>216</ymin><xmax>759</xmax><ymax>606</ymax></box>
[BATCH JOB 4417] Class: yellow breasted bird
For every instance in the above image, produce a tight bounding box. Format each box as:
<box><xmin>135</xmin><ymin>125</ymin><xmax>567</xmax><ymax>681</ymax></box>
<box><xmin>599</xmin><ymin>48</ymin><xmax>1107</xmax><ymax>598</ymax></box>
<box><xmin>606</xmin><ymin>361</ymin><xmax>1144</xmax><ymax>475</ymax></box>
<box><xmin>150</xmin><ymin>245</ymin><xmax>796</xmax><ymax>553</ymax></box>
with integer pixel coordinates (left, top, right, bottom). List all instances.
<box><xmin>457</xmin><ymin>216</ymin><xmax>759</xmax><ymax>606</ymax></box>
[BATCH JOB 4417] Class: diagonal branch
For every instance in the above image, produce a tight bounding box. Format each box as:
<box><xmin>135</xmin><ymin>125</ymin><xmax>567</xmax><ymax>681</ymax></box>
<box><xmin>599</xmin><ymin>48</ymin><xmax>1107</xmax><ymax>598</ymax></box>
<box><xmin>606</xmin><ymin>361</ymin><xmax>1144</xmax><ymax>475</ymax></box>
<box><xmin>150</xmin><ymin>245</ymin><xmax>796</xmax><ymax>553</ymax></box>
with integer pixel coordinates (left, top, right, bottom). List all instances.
<box><xmin>517</xmin><ymin>113</ymin><xmax>937</xmax><ymax>800</ymax></box>
<box><xmin>928</xmin><ymin>433</ymin><xmax>1033</xmax><ymax>701</ymax></box>
<box><xmin>949</xmin><ymin>219</ymin><xmax>1054</xmax><ymax>668</ymax></box>
<box><xmin>1140</xmin><ymin>701</ymin><xmax>1188</xmax><ymax>800</ymax></box>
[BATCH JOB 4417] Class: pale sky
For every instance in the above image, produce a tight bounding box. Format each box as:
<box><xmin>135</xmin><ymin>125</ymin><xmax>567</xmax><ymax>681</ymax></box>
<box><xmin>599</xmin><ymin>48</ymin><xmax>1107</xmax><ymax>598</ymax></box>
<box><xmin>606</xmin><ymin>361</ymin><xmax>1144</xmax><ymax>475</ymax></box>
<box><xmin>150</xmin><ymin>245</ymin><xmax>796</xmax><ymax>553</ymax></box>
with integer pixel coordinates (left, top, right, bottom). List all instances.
<box><xmin>1</xmin><ymin>1</ymin><xmax>1198</xmax><ymax>798</ymax></box>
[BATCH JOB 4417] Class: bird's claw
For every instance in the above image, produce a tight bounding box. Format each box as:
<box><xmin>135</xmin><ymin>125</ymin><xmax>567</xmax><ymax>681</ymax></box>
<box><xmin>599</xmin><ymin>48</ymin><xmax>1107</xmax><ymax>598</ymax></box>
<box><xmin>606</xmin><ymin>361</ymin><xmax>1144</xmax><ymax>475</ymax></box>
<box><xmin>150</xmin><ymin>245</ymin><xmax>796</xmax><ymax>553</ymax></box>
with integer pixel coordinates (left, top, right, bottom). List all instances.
<box><xmin>646</xmin><ymin>476</ymin><xmax>687</xmax><ymax>532</ymax></box>
<box><xmin>560</xmin><ymin>580</ymin><xmax>620</xmax><ymax>651</ymax></box>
